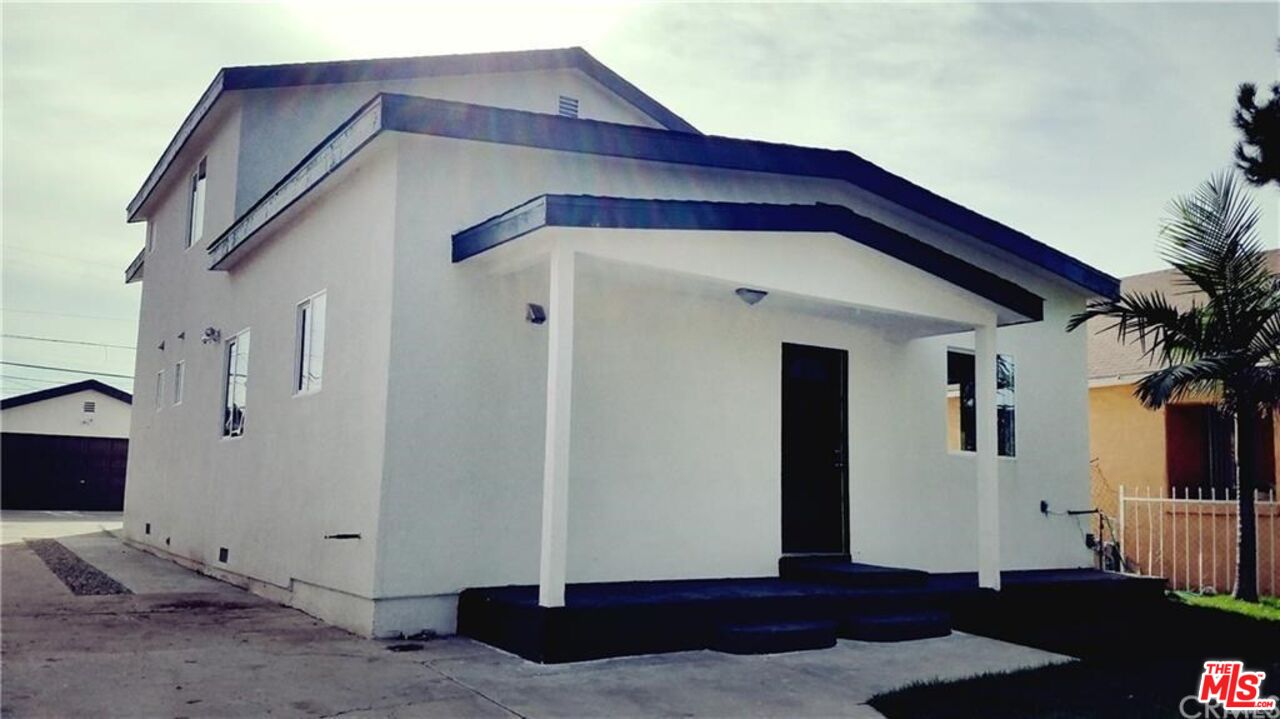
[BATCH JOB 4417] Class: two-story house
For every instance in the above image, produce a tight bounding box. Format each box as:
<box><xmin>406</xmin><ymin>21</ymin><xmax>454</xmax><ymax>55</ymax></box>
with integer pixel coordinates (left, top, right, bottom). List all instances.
<box><xmin>122</xmin><ymin>47</ymin><xmax>1121</xmax><ymax>645</ymax></box>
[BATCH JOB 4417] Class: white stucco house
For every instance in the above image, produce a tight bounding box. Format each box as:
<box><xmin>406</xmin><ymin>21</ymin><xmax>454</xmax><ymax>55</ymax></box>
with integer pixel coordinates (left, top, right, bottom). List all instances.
<box><xmin>121</xmin><ymin>47</ymin><xmax>1121</xmax><ymax>640</ymax></box>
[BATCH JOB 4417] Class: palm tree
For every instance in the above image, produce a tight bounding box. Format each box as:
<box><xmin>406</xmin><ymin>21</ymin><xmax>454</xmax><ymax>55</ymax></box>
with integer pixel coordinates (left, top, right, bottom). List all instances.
<box><xmin>1068</xmin><ymin>171</ymin><xmax>1280</xmax><ymax>602</ymax></box>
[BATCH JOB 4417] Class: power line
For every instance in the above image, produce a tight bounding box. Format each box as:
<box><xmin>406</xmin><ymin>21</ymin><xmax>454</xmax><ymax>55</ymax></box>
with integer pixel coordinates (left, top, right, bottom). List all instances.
<box><xmin>0</xmin><ymin>307</ymin><xmax>136</xmax><ymax>323</ymax></box>
<box><xmin>0</xmin><ymin>361</ymin><xmax>134</xmax><ymax>380</ymax></box>
<box><xmin>2</xmin><ymin>334</ymin><xmax>136</xmax><ymax>350</ymax></box>
<box><xmin>1</xmin><ymin>375</ymin><xmax>72</xmax><ymax>385</ymax></box>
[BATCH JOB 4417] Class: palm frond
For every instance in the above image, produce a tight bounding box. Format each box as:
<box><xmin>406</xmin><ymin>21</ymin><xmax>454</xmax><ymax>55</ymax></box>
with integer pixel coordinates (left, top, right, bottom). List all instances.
<box><xmin>1133</xmin><ymin>358</ymin><xmax>1231</xmax><ymax>410</ymax></box>
<box><xmin>1159</xmin><ymin>171</ymin><xmax>1268</xmax><ymax>301</ymax></box>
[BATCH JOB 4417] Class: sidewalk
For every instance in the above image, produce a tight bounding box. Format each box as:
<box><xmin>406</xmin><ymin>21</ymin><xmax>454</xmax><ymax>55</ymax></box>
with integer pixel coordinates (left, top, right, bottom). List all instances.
<box><xmin>1</xmin><ymin>522</ymin><xmax>1073</xmax><ymax>718</ymax></box>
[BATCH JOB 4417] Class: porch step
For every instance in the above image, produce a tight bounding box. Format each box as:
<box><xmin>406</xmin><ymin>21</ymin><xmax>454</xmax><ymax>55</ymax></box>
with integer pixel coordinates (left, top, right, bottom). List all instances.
<box><xmin>841</xmin><ymin>610</ymin><xmax>952</xmax><ymax>642</ymax></box>
<box><xmin>780</xmin><ymin>558</ymin><xmax>930</xmax><ymax>589</ymax></box>
<box><xmin>711</xmin><ymin>620</ymin><xmax>838</xmax><ymax>655</ymax></box>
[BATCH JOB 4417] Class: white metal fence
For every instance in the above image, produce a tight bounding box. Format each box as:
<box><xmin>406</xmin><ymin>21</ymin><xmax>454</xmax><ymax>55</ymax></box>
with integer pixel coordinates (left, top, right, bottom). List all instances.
<box><xmin>1118</xmin><ymin>486</ymin><xmax>1279</xmax><ymax>596</ymax></box>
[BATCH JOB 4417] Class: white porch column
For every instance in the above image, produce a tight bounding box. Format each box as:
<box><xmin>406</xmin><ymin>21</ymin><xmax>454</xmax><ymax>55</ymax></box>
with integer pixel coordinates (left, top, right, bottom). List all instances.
<box><xmin>976</xmin><ymin>322</ymin><xmax>1002</xmax><ymax>590</ymax></box>
<box><xmin>539</xmin><ymin>246</ymin><xmax>576</xmax><ymax>607</ymax></box>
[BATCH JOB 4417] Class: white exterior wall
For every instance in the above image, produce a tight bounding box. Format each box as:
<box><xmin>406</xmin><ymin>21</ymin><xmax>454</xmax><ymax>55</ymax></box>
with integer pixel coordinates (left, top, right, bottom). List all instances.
<box><xmin>373</xmin><ymin>132</ymin><xmax>1094</xmax><ymax>630</ymax></box>
<box><xmin>123</xmin><ymin>121</ymin><xmax>400</xmax><ymax>634</ymax></box>
<box><xmin>1</xmin><ymin>389</ymin><xmax>131</xmax><ymax>438</ymax></box>
<box><xmin>126</xmin><ymin>70</ymin><xmax>1095</xmax><ymax>637</ymax></box>
<box><xmin>234</xmin><ymin>69</ymin><xmax>664</xmax><ymax>215</ymax></box>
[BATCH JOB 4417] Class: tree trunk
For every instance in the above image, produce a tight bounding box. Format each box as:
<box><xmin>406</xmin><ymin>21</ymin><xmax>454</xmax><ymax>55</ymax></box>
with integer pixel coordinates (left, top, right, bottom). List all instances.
<box><xmin>1235</xmin><ymin>407</ymin><xmax>1260</xmax><ymax>602</ymax></box>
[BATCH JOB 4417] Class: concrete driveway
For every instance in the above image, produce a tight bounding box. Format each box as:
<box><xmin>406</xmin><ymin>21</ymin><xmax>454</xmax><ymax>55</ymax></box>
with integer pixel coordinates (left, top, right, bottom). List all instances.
<box><xmin>1</xmin><ymin>510</ymin><xmax>122</xmax><ymax>545</ymax></box>
<box><xmin>1</xmin><ymin>514</ymin><xmax>1073</xmax><ymax>718</ymax></box>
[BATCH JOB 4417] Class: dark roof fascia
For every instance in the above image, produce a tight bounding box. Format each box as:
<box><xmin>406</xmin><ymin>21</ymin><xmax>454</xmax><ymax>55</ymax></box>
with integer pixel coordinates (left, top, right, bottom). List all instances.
<box><xmin>221</xmin><ymin>47</ymin><xmax>699</xmax><ymax>134</ymax></box>
<box><xmin>453</xmin><ymin>194</ymin><xmax>1044</xmax><ymax>323</ymax></box>
<box><xmin>125</xmin><ymin>71</ymin><xmax>226</xmax><ymax>221</ymax></box>
<box><xmin>125</xmin><ymin>48</ymin><xmax>698</xmax><ymax>221</ymax></box>
<box><xmin>1</xmin><ymin>379</ymin><xmax>132</xmax><ymax>410</ymax></box>
<box><xmin>381</xmin><ymin>93</ymin><xmax>1117</xmax><ymax>299</ymax></box>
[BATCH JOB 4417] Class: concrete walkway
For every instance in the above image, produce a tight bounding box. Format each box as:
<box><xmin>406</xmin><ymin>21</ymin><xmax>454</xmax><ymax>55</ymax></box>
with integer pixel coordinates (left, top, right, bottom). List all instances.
<box><xmin>1</xmin><ymin>520</ymin><xmax>1074</xmax><ymax>718</ymax></box>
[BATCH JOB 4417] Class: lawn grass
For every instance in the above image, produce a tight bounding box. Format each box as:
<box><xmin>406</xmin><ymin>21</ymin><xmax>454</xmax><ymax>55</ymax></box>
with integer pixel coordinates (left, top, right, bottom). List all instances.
<box><xmin>1175</xmin><ymin>591</ymin><xmax>1280</xmax><ymax>622</ymax></box>
<box><xmin>868</xmin><ymin>591</ymin><xmax>1280</xmax><ymax>718</ymax></box>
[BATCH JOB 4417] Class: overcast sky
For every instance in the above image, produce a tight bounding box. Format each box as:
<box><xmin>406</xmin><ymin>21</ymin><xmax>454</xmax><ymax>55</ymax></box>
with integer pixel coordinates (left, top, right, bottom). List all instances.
<box><xmin>2</xmin><ymin>2</ymin><xmax>1277</xmax><ymax>398</ymax></box>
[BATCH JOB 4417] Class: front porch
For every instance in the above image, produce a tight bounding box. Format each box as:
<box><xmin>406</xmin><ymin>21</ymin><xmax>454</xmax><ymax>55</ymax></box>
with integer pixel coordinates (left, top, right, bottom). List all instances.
<box><xmin>457</xmin><ymin>560</ymin><xmax>1166</xmax><ymax>663</ymax></box>
<box><xmin>452</xmin><ymin>195</ymin><xmax>1040</xmax><ymax>613</ymax></box>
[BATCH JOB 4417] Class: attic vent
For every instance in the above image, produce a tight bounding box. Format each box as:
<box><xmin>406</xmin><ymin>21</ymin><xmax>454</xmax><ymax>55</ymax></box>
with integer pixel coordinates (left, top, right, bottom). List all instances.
<box><xmin>83</xmin><ymin>401</ymin><xmax>96</xmax><ymax>413</ymax></box>
<box><xmin>557</xmin><ymin>95</ymin><xmax>579</xmax><ymax>118</ymax></box>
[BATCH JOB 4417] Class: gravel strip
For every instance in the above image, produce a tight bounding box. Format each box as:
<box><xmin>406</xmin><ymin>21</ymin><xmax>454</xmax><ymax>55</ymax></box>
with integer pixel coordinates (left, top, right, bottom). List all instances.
<box><xmin>25</xmin><ymin>539</ymin><xmax>132</xmax><ymax>596</ymax></box>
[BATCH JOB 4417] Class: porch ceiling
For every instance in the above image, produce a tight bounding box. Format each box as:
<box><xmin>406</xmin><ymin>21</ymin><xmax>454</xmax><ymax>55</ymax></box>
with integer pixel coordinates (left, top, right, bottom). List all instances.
<box><xmin>452</xmin><ymin>195</ymin><xmax>1044</xmax><ymax>327</ymax></box>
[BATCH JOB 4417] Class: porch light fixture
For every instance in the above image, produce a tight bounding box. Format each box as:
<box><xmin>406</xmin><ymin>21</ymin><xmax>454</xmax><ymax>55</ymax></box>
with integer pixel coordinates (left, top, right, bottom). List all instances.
<box><xmin>526</xmin><ymin>303</ymin><xmax>547</xmax><ymax>325</ymax></box>
<box><xmin>735</xmin><ymin>287</ymin><xmax>768</xmax><ymax>306</ymax></box>
<box><xmin>201</xmin><ymin>327</ymin><xmax>222</xmax><ymax>344</ymax></box>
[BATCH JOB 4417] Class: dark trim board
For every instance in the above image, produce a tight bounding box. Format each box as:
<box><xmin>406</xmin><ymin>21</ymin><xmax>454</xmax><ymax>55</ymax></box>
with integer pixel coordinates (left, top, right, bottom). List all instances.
<box><xmin>199</xmin><ymin>91</ymin><xmax>1116</xmax><ymax>300</ymax></box>
<box><xmin>126</xmin><ymin>47</ymin><xmax>699</xmax><ymax>221</ymax></box>
<box><xmin>453</xmin><ymin>195</ymin><xmax>1045</xmax><ymax>323</ymax></box>
<box><xmin>376</xmin><ymin>92</ymin><xmax>1117</xmax><ymax>299</ymax></box>
<box><xmin>0</xmin><ymin>380</ymin><xmax>131</xmax><ymax>410</ymax></box>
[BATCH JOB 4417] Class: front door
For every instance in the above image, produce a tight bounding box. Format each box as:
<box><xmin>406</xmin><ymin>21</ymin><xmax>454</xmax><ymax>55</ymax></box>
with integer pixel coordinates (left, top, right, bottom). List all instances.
<box><xmin>781</xmin><ymin>343</ymin><xmax>849</xmax><ymax>555</ymax></box>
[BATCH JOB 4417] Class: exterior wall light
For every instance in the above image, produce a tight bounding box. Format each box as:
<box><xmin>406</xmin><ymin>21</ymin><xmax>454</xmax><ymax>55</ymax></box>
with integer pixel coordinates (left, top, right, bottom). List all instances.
<box><xmin>526</xmin><ymin>303</ymin><xmax>547</xmax><ymax>325</ymax></box>
<box><xmin>735</xmin><ymin>288</ymin><xmax>768</xmax><ymax>306</ymax></box>
<box><xmin>201</xmin><ymin>327</ymin><xmax>222</xmax><ymax>344</ymax></box>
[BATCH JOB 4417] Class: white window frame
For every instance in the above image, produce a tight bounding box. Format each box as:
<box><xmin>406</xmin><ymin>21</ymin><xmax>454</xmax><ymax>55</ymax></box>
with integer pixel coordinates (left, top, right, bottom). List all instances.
<box><xmin>221</xmin><ymin>329</ymin><xmax>249</xmax><ymax>438</ymax></box>
<box><xmin>945</xmin><ymin>348</ymin><xmax>1017</xmax><ymax>459</ymax></box>
<box><xmin>173</xmin><ymin>360</ymin><xmax>185</xmax><ymax>406</ymax></box>
<box><xmin>186</xmin><ymin>157</ymin><xmax>207</xmax><ymax>250</ymax></box>
<box><xmin>294</xmin><ymin>290</ymin><xmax>327</xmax><ymax>396</ymax></box>
<box><xmin>155</xmin><ymin>369</ymin><xmax>165</xmax><ymax>410</ymax></box>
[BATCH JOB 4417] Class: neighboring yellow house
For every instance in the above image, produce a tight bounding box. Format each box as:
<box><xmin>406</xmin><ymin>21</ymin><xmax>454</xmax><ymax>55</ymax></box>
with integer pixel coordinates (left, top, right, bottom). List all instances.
<box><xmin>1087</xmin><ymin>251</ymin><xmax>1280</xmax><ymax>522</ymax></box>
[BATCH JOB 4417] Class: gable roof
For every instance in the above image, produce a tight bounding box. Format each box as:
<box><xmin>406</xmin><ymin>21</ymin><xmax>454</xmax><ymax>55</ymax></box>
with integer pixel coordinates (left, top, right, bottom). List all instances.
<box><xmin>125</xmin><ymin>47</ymin><xmax>699</xmax><ymax>222</ymax></box>
<box><xmin>1087</xmin><ymin>249</ymin><xmax>1280</xmax><ymax>381</ymax></box>
<box><xmin>1</xmin><ymin>379</ymin><xmax>132</xmax><ymax>410</ymax></box>
<box><xmin>454</xmin><ymin>194</ymin><xmax>1044</xmax><ymax>324</ymax></box>
<box><xmin>205</xmin><ymin>92</ymin><xmax>1119</xmax><ymax>301</ymax></box>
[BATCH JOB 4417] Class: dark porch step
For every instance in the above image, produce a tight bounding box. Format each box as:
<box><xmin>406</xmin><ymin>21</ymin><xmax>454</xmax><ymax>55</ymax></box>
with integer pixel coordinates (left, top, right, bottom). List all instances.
<box><xmin>841</xmin><ymin>610</ymin><xmax>951</xmax><ymax>642</ymax></box>
<box><xmin>780</xmin><ymin>558</ymin><xmax>930</xmax><ymax>589</ymax></box>
<box><xmin>711</xmin><ymin>620</ymin><xmax>838</xmax><ymax>655</ymax></box>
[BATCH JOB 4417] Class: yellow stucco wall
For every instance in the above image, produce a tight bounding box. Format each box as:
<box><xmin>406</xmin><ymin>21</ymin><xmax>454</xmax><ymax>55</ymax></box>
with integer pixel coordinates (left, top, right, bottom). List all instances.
<box><xmin>1088</xmin><ymin>384</ymin><xmax>1168</xmax><ymax>521</ymax></box>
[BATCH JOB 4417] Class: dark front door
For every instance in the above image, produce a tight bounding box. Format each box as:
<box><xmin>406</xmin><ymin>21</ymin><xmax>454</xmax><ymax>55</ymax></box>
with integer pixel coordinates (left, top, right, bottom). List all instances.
<box><xmin>781</xmin><ymin>343</ymin><xmax>849</xmax><ymax>555</ymax></box>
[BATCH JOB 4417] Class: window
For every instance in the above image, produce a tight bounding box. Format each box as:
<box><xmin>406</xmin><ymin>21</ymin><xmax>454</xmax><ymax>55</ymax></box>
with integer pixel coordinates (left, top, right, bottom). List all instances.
<box><xmin>294</xmin><ymin>292</ymin><xmax>326</xmax><ymax>394</ymax></box>
<box><xmin>155</xmin><ymin>370</ymin><xmax>165</xmax><ymax>410</ymax></box>
<box><xmin>558</xmin><ymin>95</ymin><xmax>579</xmax><ymax>118</ymax></box>
<box><xmin>222</xmin><ymin>331</ymin><xmax>249</xmax><ymax>437</ymax></box>
<box><xmin>83</xmin><ymin>401</ymin><xmax>96</xmax><ymax>413</ymax></box>
<box><xmin>187</xmin><ymin>158</ymin><xmax>207</xmax><ymax>248</ymax></box>
<box><xmin>173</xmin><ymin>361</ymin><xmax>185</xmax><ymax>405</ymax></box>
<box><xmin>946</xmin><ymin>350</ymin><xmax>1015</xmax><ymax>457</ymax></box>
<box><xmin>145</xmin><ymin>221</ymin><xmax>154</xmax><ymax>254</ymax></box>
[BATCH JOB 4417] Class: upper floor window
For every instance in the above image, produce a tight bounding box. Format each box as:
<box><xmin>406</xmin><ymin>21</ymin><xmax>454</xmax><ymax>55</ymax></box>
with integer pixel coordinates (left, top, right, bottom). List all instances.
<box><xmin>946</xmin><ymin>350</ymin><xmax>1016</xmax><ymax>457</ymax></box>
<box><xmin>295</xmin><ymin>292</ymin><xmax>327</xmax><ymax>394</ymax></box>
<box><xmin>145</xmin><ymin>221</ymin><xmax>154</xmax><ymax>254</ymax></box>
<box><xmin>222</xmin><ymin>330</ymin><xmax>249</xmax><ymax>437</ymax></box>
<box><xmin>187</xmin><ymin>158</ymin><xmax>207</xmax><ymax>249</ymax></box>
<box><xmin>155</xmin><ymin>369</ymin><xmax>165</xmax><ymax>410</ymax></box>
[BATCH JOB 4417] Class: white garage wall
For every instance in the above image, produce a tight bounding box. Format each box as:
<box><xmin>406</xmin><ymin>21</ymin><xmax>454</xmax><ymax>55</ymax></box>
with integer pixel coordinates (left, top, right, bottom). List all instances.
<box><xmin>1</xmin><ymin>389</ymin><xmax>132</xmax><ymax>438</ymax></box>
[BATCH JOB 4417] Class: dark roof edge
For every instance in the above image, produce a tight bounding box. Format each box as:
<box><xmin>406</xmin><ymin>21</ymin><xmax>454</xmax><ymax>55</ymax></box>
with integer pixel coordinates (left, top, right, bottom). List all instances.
<box><xmin>380</xmin><ymin>93</ymin><xmax>1116</xmax><ymax>299</ymax></box>
<box><xmin>1</xmin><ymin>379</ymin><xmax>132</xmax><ymax>410</ymax></box>
<box><xmin>125</xmin><ymin>47</ymin><xmax>697</xmax><ymax>221</ymax></box>
<box><xmin>453</xmin><ymin>194</ymin><xmax>1044</xmax><ymax>323</ymax></box>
